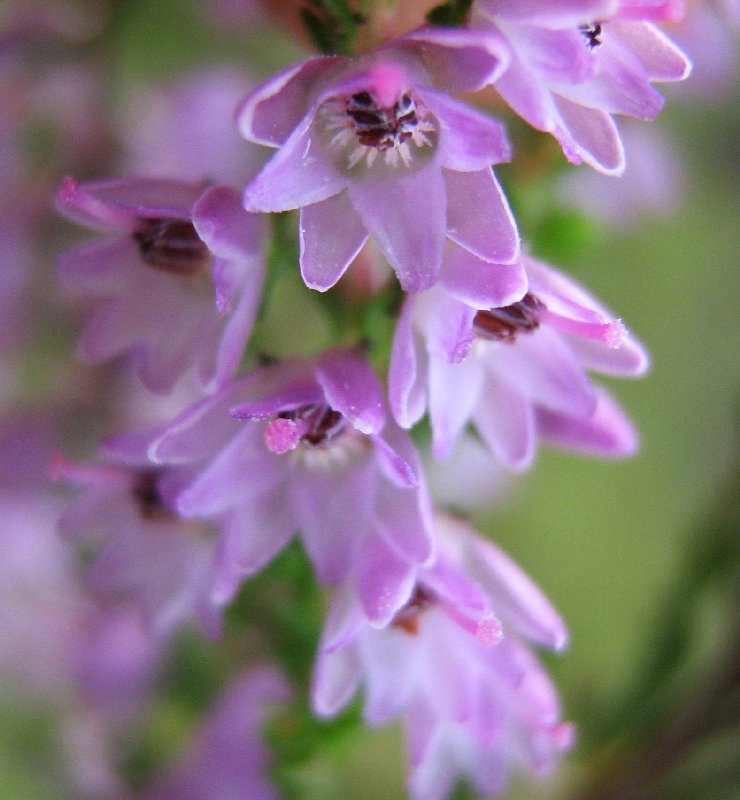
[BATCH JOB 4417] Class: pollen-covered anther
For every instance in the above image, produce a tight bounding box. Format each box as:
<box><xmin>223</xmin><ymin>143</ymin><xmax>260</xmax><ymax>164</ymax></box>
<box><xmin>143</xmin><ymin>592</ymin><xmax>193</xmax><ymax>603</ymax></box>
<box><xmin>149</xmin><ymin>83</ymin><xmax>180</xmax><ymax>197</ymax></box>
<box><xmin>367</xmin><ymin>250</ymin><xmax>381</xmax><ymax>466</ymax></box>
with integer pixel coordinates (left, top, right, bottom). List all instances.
<box><xmin>473</xmin><ymin>293</ymin><xmax>545</xmax><ymax>343</ymax></box>
<box><xmin>134</xmin><ymin>217</ymin><xmax>210</xmax><ymax>275</ymax></box>
<box><xmin>324</xmin><ymin>88</ymin><xmax>435</xmax><ymax>169</ymax></box>
<box><xmin>579</xmin><ymin>22</ymin><xmax>603</xmax><ymax>49</ymax></box>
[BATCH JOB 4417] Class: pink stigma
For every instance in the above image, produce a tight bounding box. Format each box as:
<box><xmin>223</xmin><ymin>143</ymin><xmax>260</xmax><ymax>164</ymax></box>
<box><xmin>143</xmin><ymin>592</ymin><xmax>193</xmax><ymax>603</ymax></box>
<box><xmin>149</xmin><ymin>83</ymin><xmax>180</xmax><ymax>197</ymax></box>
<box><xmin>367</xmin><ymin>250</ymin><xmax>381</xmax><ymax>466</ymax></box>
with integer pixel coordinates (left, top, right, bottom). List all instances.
<box><xmin>476</xmin><ymin>614</ymin><xmax>504</xmax><ymax>647</ymax></box>
<box><xmin>264</xmin><ymin>418</ymin><xmax>305</xmax><ymax>454</ymax></box>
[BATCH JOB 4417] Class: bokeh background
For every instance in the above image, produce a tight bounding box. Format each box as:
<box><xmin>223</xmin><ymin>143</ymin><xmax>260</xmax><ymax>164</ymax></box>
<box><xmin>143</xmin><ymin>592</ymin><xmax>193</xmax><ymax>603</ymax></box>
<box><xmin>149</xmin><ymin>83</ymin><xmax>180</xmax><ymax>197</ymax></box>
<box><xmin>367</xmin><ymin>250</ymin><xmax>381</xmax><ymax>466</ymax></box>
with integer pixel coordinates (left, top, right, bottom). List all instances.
<box><xmin>1</xmin><ymin>2</ymin><xmax>737</xmax><ymax>799</ymax></box>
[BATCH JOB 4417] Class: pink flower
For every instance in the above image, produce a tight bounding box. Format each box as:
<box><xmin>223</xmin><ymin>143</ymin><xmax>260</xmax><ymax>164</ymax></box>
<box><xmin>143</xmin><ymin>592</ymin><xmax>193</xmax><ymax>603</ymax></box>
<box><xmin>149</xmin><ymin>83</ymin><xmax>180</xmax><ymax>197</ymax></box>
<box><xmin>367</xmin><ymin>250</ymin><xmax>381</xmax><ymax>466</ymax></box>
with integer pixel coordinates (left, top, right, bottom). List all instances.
<box><xmin>390</xmin><ymin>254</ymin><xmax>648</xmax><ymax>466</ymax></box>
<box><xmin>238</xmin><ymin>28</ymin><xmax>519</xmax><ymax>292</ymax></box>
<box><xmin>54</xmin><ymin>448</ymin><xmax>222</xmax><ymax>639</ymax></box>
<box><xmin>55</xmin><ymin>178</ymin><xmax>266</xmax><ymax>392</ymax></box>
<box><xmin>473</xmin><ymin>0</ymin><xmax>691</xmax><ymax>173</ymax></box>
<box><xmin>312</xmin><ymin>515</ymin><xmax>572</xmax><ymax>800</ymax></box>
<box><xmin>149</xmin><ymin>350</ymin><xmax>435</xmax><ymax>626</ymax></box>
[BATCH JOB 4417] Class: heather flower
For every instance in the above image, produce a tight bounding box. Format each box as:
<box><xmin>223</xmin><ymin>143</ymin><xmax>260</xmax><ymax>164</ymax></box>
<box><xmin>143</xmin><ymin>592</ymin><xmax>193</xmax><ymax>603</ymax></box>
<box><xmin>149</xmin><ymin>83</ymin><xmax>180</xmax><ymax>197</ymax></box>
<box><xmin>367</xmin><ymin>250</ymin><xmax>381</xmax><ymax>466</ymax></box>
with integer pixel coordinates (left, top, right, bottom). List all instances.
<box><xmin>312</xmin><ymin>515</ymin><xmax>571</xmax><ymax>800</ymax></box>
<box><xmin>55</xmin><ymin>178</ymin><xmax>266</xmax><ymax>393</ymax></box>
<box><xmin>238</xmin><ymin>27</ymin><xmax>520</xmax><ymax>292</ymax></box>
<box><xmin>149</xmin><ymin>350</ymin><xmax>434</xmax><ymax>626</ymax></box>
<box><xmin>53</xmin><ymin>447</ymin><xmax>222</xmax><ymax>639</ymax></box>
<box><xmin>145</xmin><ymin>666</ymin><xmax>289</xmax><ymax>800</ymax></box>
<box><xmin>473</xmin><ymin>0</ymin><xmax>692</xmax><ymax>173</ymax></box>
<box><xmin>122</xmin><ymin>68</ymin><xmax>264</xmax><ymax>186</ymax></box>
<box><xmin>390</xmin><ymin>254</ymin><xmax>648</xmax><ymax>466</ymax></box>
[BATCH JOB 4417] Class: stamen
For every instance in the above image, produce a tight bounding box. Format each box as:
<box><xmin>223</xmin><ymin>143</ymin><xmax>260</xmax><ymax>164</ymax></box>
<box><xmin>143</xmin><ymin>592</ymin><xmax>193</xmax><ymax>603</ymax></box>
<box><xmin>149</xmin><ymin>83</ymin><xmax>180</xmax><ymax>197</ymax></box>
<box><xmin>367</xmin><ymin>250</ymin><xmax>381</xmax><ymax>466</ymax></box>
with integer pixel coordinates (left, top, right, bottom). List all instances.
<box><xmin>538</xmin><ymin>309</ymin><xmax>626</xmax><ymax>348</ymax></box>
<box><xmin>579</xmin><ymin>22</ymin><xmax>603</xmax><ymax>49</ymax></box>
<box><xmin>132</xmin><ymin>469</ymin><xmax>175</xmax><ymax>521</ymax></box>
<box><xmin>473</xmin><ymin>293</ymin><xmax>545</xmax><ymax>343</ymax></box>
<box><xmin>57</xmin><ymin>176</ymin><xmax>137</xmax><ymax>231</ymax></box>
<box><xmin>391</xmin><ymin>585</ymin><xmax>436</xmax><ymax>635</ymax></box>
<box><xmin>134</xmin><ymin>217</ymin><xmax>209</xmax><ymax>275</ymax></box>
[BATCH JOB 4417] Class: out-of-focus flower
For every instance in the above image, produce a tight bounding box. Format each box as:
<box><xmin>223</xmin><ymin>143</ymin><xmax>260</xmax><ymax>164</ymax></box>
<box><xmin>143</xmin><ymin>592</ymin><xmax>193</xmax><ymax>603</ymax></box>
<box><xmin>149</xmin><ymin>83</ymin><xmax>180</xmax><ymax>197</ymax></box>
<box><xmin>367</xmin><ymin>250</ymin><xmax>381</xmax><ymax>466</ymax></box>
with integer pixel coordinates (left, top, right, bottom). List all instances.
<box><xmin>239</xmin><ymin>28</ymin><xmax>519</xmax><ymax>292</ymax></box>
<box><xmin>312</xmin><ymin>515</ymin><xmax>571</xmax><ymax>800</ymax></box>
<box><xmin>55</xmin><ymin>178</ymin><xmax>266</xmax><ymax>393</ymax></box>
<box><xmin>145</xmin><ymin>666</ymin><xmax>290</xmax><ymax>800</ymax></box>
<box><xmin>149</xmin><ymin>350</ymin><xmax>434</xmax><ymax>626</ymax></box>
<box><xmin>53</xmin><ymin>447</ymin><xmax>222</xmax><ymax>639</ymax></box>
<box><xmin>390</xmin><ymin>254</ymin><xmax>648</xmax><ymax>466</ymax></box>
<box><xmin>473</xmin><ymin>0</ymin><xmax>691</xmax><ymax>173</ymax></box>
<box><xmin>559</xmin><ymin>118</ymin><xmax>684</xmax><ymax>226</ymax></box>
<box><xmin>121</xmin><ymin>68</ymin><xmax>264</xmax><ymax>187</ymax></box>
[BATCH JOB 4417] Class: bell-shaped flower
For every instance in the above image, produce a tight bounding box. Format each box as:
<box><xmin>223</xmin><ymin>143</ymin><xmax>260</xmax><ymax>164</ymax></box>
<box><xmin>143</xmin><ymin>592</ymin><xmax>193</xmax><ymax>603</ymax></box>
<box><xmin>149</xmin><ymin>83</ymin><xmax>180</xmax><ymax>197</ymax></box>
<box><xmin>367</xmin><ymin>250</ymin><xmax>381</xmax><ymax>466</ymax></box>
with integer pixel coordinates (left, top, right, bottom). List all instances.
<box><xmin>312</xmin><ymin>515</ymin><xmax>572</xmax><ymax>800</ymax></box>
<box><xmin>149</xmin><ymin>350</ymin><xmax>435</xmax><ymax>626</ymax></box>
<box><xmin>390</xmin><ymin>254</ymin><xmax>648</xmax><ymax>468</ymax></box>
<box><xmin>53</xmin><ymin>447</ymin><xmax>222</xmax><ymax>639</ymax></box>
<box><xmin>55</xmin><ymin>177</ymin><xmax>266</xmax><ymax>392</ymax></box>
<box><xmin>473</xmin><ymin>0</ymin><xmax>691</xmax><ymax>173</ymax></box>
<box><xmin>238</xmin><ymin>27</ymin><xmax>519</xmax><ymax>292</ymax></box>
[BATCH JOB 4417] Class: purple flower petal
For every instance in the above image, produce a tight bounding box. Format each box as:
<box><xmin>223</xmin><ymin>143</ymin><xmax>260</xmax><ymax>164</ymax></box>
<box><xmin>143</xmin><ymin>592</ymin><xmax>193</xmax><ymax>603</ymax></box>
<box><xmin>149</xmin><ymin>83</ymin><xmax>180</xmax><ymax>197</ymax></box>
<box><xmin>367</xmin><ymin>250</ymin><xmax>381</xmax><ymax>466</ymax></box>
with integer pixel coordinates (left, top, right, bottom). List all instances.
<box><xmin>299</xmin><ymin>191</ymin><xmax>369</xmax><ymax>291</ymax></box>
<box><xmin>422</xmin><ymin>89</ymin><xmax>512</xmax><ymax>172</ymax></box>
<box><xmin>611</xmin><ymin>21</ymin><xmax>692</xmax><ymax>81</ymax></box>
<box><xmin>389</xmin><ymin>296</ymin><xmax>428</xmax><ymax>429</ymax></box>
<box><xmin>237</xmin><ymin>56</ymin><xmax>348</xmax><ymax>146</ymax></box>
<box><xmin>552</xmin><ymin>95</ymin><xmax>625</xmax><ymax>174</ymax></box>
<box><xmin>347</xmin><ymin>162</ymin><xmax>446</xmax><ymax>292</ymax></box>
<box><xmin>473</xmin><ymin>374</ymin><xmax>536</xmax><ymax>471</ymax></box>
<box><xmin>394</xmin><ymin>27</ymin><xmax>510</xmax><ymax>92</ymax></box>
<box><xmin>243</xmin><ymin>113</ymin><xmax>346</xmax><ymax>212</ymax></box>
<box><xmin>311</xmin><ymin>644</ymin><xmax>363</xmax><ymax>718</ymax></box>
<box><xmin>439</xmin><ymin>245</ymin><xmax>527</xmax><ymax>308</ymax></box>
<box><xmin>192</xmin><ymin>185</ymin><xmax>266</xmax><ymax>262</ymax></box>
<box><xmin>315</xmin><ymin>350</ymin><xmax>386</xmax><ymax>434</ymax></box>
<box><xmin>444</xmin><ymin>170</ymin><xmax>521</xmax><ymax>265</ymax></box>
<box><xmin>537</xmin><ymin>386</ymin><xmax>639</xmax><ymax>456</ymax></box>
<box><xmin>291</xmin><ymin>456</ymin><xmax>377</xmax><ymax>583</ymax></box>
<box><xmin>456</xmin><ymin>526</ymin><xmax>568</xmax><ymax>649</ymax></box>
<box><xmin>356</xmin><ymin>530</ymin><xmax>417</xmax><ymax>627</ymax></box>
<box><xmin>478</xmin><ymin>0</ymin><xmax>616</xmax><ymax>26</ymax></box>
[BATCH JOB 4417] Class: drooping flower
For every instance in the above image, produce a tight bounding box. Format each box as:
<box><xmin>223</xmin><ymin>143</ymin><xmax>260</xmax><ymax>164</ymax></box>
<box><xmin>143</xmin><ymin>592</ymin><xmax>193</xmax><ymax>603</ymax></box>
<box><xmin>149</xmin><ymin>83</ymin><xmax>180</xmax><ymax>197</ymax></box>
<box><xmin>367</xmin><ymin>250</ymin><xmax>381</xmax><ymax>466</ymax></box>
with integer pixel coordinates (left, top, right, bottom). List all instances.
<box><xmin>144</xmin><ymin>666</ymin><xmax>290</xmax><ymax>800</ymax></box>
<box><xmin>55</xmin><ymin>177</ymin><xmax>266</xmax><ymax>393</ymax></box>
<box><xmin>390</xmin><ymin>254</ymin><xmax>648</xmax><ymax>467</ymax></box>
<box><xmin>149</xmin><ymin>350</ymin><xmax>434</xmax><ymax>626</ymax></box>
<box><xmin>312</xmin><ymin>515</ymin><xmax>572</xmax><ymax>800</ymax></box>
<box><xmin>238</xmin><ymin>27</ymin><xmax>520</xmax><ymax>292</ymax></box>
<box><xmin>473</xmin><ymin>0</ymin><xmax>692</xmax><ymax>173</ymax></box>
<box><xmin>53</xmin><ymin>447</ymin><xmax>222</xmax><ymax>639</ymax></box>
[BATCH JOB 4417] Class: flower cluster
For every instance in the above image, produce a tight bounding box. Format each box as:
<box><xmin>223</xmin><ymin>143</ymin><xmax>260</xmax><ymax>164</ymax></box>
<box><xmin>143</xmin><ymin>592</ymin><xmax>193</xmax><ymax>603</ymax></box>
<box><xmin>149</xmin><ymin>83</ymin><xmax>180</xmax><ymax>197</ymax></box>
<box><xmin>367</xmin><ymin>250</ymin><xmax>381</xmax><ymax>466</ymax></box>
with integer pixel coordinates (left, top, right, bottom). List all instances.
<box><xmin>42</xmin><ymin>1</ymin><xmax>692</xmax><ymax>798</ymax></box>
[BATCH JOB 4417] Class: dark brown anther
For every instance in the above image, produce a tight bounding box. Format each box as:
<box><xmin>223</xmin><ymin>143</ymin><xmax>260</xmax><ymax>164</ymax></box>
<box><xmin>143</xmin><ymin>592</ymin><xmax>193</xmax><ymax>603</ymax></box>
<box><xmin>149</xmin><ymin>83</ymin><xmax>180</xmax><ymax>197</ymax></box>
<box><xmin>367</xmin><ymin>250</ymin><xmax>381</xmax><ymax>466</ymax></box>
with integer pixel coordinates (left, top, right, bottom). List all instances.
<box><xmin>134</xmin><ymin>217</ymin><xmax>209</xmax><ymax>275</ymax></box>
<box><xmin>391</xmin><ymin>585</ymin><xmax>436</xmax><ymax>635</ymax></box>
<box><xmin>473</xmin><ymin>293</ymin><xmax>545</xmax><ymax>343</ymax></box>
<box><xmin>132</xmin><ymin>469</ymin><xmax>174</xmax><ymax>521</ymax></box>
<box><xmin>277</xmin><ymin>404</ymin><xmax>347</xmax><ymax>448</ymax></box>
<box><xmin>346</xmin><ymin>90</ymin><xmax>418</xmax><ymax>151</ymax></box>
<box><xmin>579</xmin><ymin>22</ymin><xmax>603</xmax><ymax>49</ymax></box>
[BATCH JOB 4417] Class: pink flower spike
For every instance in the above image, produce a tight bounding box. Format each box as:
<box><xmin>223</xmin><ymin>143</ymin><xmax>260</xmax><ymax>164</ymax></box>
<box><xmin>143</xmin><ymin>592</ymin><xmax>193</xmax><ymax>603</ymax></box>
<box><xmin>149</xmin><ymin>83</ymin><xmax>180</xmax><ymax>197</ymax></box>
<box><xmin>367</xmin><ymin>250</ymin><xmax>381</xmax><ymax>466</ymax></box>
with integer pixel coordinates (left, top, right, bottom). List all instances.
<box><xmin>263</xmin><ymin>417</ymin><xmax>307</xmax><ymax>454</ymax></box>
<box><xmin>539</xmin><ymin>309</ymin><xmax>627</xmax><ymax>348</ymax></box>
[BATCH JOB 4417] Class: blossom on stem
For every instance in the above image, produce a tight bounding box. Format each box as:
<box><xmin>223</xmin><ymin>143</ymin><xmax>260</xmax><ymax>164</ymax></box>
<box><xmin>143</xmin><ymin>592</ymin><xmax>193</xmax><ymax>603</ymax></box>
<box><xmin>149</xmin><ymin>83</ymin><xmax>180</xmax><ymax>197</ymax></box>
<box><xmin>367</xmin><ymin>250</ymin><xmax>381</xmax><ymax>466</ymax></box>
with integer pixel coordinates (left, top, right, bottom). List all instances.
<box><xmin>390</xmin><ymin>254</ymin><xmax>648</xmax><ymax>467</ymax></box>
<box><xmin>149</xmin><ymin>350</ymin><xmax>434</xmax><ymax>626</ymax></box>
<box><xmin>312</xmin><ymin>515</ymin><xmax>571</xmax><ymax>800</ymax></box>
<box><xmin>238</xmin><ymin>27</ymin><xmax>519</xmax><ymax>292</ymax></box>
<box><xmin>473</xmin><ymin>0</ymin><xmax>691</xmax><ymax>173</ymax></box>
<box><xmin>53</xmin><ymin>447</ymin><xmax>222</xmax><ymax>639</ymax></box>
<box><xmin>55</xmin><ymin>177</ymin><xmax>266</xmax><ymax>392</ymax></box>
